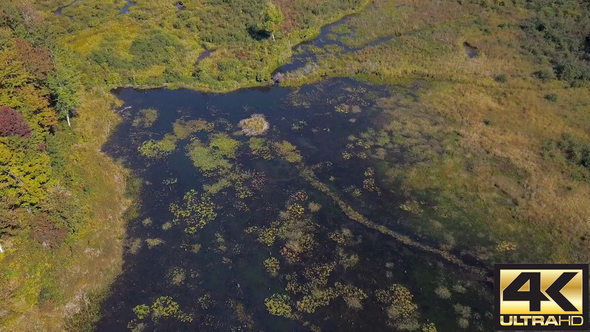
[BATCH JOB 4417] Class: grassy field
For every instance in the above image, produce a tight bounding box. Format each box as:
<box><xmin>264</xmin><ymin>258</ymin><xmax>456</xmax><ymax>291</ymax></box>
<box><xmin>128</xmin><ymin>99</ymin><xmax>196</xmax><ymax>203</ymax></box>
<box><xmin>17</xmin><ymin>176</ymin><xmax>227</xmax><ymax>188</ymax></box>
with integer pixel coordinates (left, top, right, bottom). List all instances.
<box><xmin>280</xmin><ymin>0</ymin><xmax>590</xmax><ymax>264</ymax></box>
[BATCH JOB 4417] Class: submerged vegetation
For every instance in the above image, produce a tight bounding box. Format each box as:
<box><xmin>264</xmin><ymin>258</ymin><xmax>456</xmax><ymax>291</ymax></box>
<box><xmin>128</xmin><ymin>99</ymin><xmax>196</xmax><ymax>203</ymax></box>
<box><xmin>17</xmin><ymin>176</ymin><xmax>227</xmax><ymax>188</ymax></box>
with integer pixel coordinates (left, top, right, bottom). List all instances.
<box><xmin>2</xmin><ymin>0</ymin><xmax>590</xmax><ymax>330</ymax></box>
<box><xmin>132</xmin><ymin>108</ymin><xmax>158</xmax><ymax>128</ymax></box>
<box><xmin>138</xmin><ymin>134</ymin><xmax>177</xmax><ymax>158</ymax></box>
<box><xmin>100</xmin><ymin>81</ymin><xmax>499</xmax><ymax>331</ymax></box>
<box><xmin>172</xmin><ymin>118</ymin><xmax>214</xmax><ymax>139</ymax></box>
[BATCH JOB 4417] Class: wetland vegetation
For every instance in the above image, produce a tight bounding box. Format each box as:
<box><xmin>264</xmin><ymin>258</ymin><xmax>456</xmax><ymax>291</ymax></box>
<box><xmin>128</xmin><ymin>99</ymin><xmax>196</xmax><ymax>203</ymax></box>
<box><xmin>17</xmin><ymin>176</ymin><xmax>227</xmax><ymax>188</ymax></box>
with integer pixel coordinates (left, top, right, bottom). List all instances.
<box><xmin>1</xmin><ymin>0</ymin><xmax>590</xmax><ymax>331</ymax></box>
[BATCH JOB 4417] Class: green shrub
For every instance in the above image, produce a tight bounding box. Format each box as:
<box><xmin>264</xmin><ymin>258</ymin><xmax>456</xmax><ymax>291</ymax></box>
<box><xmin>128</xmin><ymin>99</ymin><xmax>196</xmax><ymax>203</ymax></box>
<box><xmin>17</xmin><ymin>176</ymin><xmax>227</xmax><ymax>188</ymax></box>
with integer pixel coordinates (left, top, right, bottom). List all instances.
<box><xmin>557</xmin><ymin>133</ymin><xmax>590</xmax><ymax>169</ymax></box>
<box><xmin>493</xmin><ymin>74</ymin><xmax>506</xmax><ymax>83</ymax></box>
<box><xmin>544</xmin><ymin>93</ymin><xmax>558</xmax><ymax>102</ymax></box>
<box><xmin>521</xmin><ymin>0</ymin><xmax>590</xmax><ymax>83</ymax></box>
<box><xmin>130</xmin><ymin>33</ymin><xmax>181</xmax><ymax>68</ymax></box>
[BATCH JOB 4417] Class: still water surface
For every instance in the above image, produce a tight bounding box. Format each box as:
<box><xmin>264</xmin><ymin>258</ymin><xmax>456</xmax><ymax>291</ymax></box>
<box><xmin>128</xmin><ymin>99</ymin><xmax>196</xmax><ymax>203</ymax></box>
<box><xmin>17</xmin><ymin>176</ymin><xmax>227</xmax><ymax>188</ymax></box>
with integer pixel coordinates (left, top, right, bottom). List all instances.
<box><xmin>97</xmin><ymin>17</ymin><xmax>493</xmax><ymax>332</ymax></box>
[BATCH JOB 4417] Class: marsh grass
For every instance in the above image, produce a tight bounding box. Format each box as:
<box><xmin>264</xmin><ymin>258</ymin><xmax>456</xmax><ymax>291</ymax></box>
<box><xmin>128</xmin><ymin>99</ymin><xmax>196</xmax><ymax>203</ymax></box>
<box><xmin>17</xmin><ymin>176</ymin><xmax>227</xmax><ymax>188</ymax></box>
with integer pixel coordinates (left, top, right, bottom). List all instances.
<box><xmin>40</xmin><ymin>0</ymin><xmax>370</xmax><ymax>91</ymax></box>
<box><xmin>369</xmin><ymin>81</ymin><xmax>590</xmax><ymax>263</ymax></box>
<box><xmin>132</xmin><ymin>108</ymin><xmax>158</xmax><ymax>128</ymax></box>
<box><xmin>278</xmin><ymin>0</ymin><xmax>590</xmax><ymax>265</ymax></box>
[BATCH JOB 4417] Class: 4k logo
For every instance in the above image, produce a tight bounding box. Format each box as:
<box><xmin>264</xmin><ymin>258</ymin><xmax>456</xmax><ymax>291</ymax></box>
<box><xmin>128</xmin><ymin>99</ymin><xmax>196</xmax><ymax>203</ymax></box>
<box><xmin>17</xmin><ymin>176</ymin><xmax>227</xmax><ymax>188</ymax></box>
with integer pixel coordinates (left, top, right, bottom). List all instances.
<box><xmin>495</xmin><ymin>264</ymin><xmax>588</xmax><ymax>330</ymax></box>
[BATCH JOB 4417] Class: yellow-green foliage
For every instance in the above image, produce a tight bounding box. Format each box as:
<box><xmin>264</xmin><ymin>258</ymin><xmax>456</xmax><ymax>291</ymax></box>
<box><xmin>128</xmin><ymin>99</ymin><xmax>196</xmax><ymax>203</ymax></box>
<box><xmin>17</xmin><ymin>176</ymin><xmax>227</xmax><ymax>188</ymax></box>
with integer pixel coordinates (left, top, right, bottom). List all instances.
<box><xmin>214</xmin><ymin>232</ymin><xmax>227</xmax><ymax>252</ymax></box>
<box><xmin>337</xmin><ymin>249</ymin><xmax>359</xmax><ymax>269</ymax></box>
<box><xmin>133</xmin><ymin>304</ymin><xmax>151</xmax><ymax>320</ymax></box>
<box><xmin>454</xmin><ymin>303</ymin><xmax>471</xmax><ymax>328</ymax></box>
<box><xmin>138</xmin><ymin>134</ymin><xmax>177</xmax><ymax>158</ymax></box>
<box><xmin>263</xmin><ymin>257</ymin><xmax>280</xmax><ymax>277</ymax></box>
<box><xmin>133</xmin><ymin>304</ymin><xmax>152</xmax><ymax>319</ymax></box>
<box><xmin>203</xmin><ymin>178</ymin><xmax>232</xmax><ymax>195</ymax></box>
<box><xmin>173</xmin><ymin>118</ymin><xmax>213</xmax><ymax>140</ymax></box>
<box><xmin>264</xmin><ymin>294</ymin><xmax>293</xmax><ymax>318</ymax></box>
<box><xmin>336</xmin><ymin>283</ymin><xmax>367</xmax><ymax>310</ymax></box>
<box><xmin>186</xmin><ymin>140</ymin><xmax>232</xmax><ymax>172</ymax></box>
<box><xmin>273</xmin><ymin>140</ymin><xmax>302</xmax><ymax>163</ymax></box>
<box><xmin>132</xmin><ymin>108</ymin><xmax>158</xmax><ymax>128</ymax></box>
<box><xmin>276</xmin><ymin>202</ymin><xmax>318</xmax><ymax>262</ymax></box>
<box><xmin>152</xmin><ymin>296</ymin><xmax>188</xmax><ymax>321</ymax></box>
<box><xmin>0</xmin><ymin>145</ymin><xmax>53</xmax><ymax>206</ymax></box>
<box><xmin>422</xmin><ymin>322</ymin><xmax>437</xmax><ymax>332</ymax></box>
<box><xmin>191</xmin><ymin>244</ymin><xmax>201</xmax><ymax>253</ymax></box>
<box><xmin>145</xmin><ymin>238</ymin><xmax>164</xmax><ymax>248</ymax></box>
<box><xmin>197</xmin><ymin>293</ymin><xmax>213</xmax><ymax>309</ymax></box>
<box><xmin>209</xmin><ymin>133</ymin><xmax>240</xmax><ymax>158</ymax></box>
<box><xmin>166</xmin><ymin>267</ymin><xmax>186</xmax><ymax>286</ymax></box>
<box><xmin>288</xmin><ymin>274</ymin><xmax>368</xmax><ymax>313</ymax></box>
<box><xmin>248</xmin><ymin>137</ymin><xmax>272</xmax><ymax>159</ymax></box>
<box><xmin>303</xmin><ymin>263</ymin><xmax>335</xmax><ymax>289</ymax></box>
<box><xmin>239</xmin><ymin>115</ymin><xmax>269</xmax><ymax>136</ymax></box>
<box><xmin>376</xmin><ymin>284</ymin><xmax>418</xmax><ymax>320</ymax></box>
<box><xmin>41</xmin><ymin>0</ymin><xmax>367</xmax><ymax>91</ymax></box>
<box><xmin>169</xmin><ymin>189</ymin><xmax>217</xmax><ymax>233</ymax></box>
<box><xmin>434</xmin><ymin>286</ymin><xmax>451</xmax><ymax>299</ymax></box>
<box><xmin>335</xmin><ymin>105</ymin><xmax>349</xmax><ymax>113</ymax></box>
<box><xmin>296</xmin><ymin>288</ymin><xmax>339</xmax><ymax>313</ymax></box>
<box><xmin>132</xmin><ymin>296</ymin><xmax>192</xmax><ymax>324</ymax></box>
<box><xmin>245</xmin><ymin>222</ymin><xmax>280</xmax><ymax>246</ymax></box>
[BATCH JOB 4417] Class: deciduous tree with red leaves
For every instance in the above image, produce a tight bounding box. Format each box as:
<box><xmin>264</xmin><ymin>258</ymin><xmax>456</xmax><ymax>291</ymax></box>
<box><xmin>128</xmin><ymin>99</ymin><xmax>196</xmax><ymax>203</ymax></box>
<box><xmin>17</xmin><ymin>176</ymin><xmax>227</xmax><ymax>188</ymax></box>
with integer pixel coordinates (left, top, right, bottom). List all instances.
<box><xmin>0</xmin><ymin>106</ymin><xmax>31</xmax><ymax>138</ymax></box>
<box><xmin>14</xmin><ymin>38</ymin><xmax>53</xmax><ymax>80</ymax></box>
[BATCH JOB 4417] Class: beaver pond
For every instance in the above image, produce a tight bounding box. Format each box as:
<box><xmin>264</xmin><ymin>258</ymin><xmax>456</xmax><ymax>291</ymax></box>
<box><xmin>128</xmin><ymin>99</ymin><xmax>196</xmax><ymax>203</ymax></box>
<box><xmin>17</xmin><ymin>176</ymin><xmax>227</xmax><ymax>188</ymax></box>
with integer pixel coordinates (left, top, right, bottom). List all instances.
<box><xmin>97</xmin><ymin>18</ymin><xmax>498</xmax><ymax>332</ymax></box>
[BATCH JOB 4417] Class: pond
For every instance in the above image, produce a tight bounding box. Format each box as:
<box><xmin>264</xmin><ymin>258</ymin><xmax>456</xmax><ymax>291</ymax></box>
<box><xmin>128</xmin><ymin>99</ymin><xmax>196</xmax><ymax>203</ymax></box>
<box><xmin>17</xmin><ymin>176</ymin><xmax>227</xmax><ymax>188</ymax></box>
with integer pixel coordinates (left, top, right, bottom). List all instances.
<box><xmin>96</xmin><ymin>11</ymin><xmax>496</xmax><ymax>331</ymax></box>
<box><xmin>97</xmin><ymin>76</ymin><xmax>494</xmax><ymax>331</ymax></box>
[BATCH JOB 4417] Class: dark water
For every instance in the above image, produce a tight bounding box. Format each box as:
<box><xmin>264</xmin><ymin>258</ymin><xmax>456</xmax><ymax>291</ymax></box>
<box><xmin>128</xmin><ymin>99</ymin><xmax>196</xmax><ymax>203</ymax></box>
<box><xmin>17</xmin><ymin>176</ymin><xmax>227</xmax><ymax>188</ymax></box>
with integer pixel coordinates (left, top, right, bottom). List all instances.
<box><xmin>53</xmin><ymin>0</ymin><xmax>135</xmax><ymax>17</ymax></box>
<box><xmin>174</xmin><ymin>2</ymin><xmax>185</xmax><ymax>11</ymax></box>
<box><xmin>274</xmin><ymin>17</ymin><xmax>394</xmax><ymax>75</ymax></box>
<box><xmin>53</xmin><ymin>0</ymin><xmax>83</xmax><ymax>16</ymax></box>
<box><xmin>463</xmin><ymin>42</ymin><xmax>479</xmax><ymax>59</ymax></box>
<box><xmin>95</xmin><ymin>10</ymin><xmax>495</xmax><ymax>331</ymax></box>
<box><xmin>97</xmin><ymin>77</ymin><xmax>494</xmax><ymax>331</ymax></box>
<box><xmin>119</xmin><ymin>0</ymin><xmax>137</xmax><ymax>15</ymax></box>
<box><xmin>195</xmin><ymin>49</ymin><xmax>213</xmax><ymax>66</ymax></box>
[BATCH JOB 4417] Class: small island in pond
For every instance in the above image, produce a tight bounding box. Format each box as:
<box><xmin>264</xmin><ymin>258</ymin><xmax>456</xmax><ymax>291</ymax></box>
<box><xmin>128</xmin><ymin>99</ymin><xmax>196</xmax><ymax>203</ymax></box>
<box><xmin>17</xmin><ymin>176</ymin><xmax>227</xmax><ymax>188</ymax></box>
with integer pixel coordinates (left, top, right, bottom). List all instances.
<box><xmin>239</xmin><ymin>114</ymin><xmax>269</xmax><ymax>136</ymax></box>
